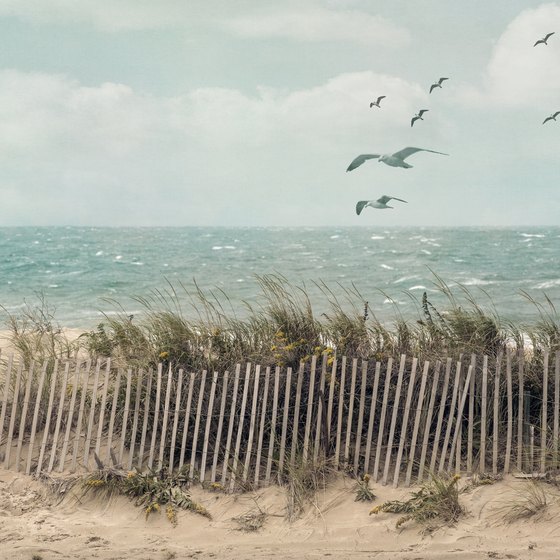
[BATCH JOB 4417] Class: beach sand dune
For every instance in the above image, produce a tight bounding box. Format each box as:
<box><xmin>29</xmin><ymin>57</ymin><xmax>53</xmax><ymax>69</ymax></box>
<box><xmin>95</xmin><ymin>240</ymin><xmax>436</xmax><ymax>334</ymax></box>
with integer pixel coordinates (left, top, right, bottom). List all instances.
<box><xmin>1</xmin><ymin>468</ymin><xmax>559</xmax><ymax>560</ymax></box>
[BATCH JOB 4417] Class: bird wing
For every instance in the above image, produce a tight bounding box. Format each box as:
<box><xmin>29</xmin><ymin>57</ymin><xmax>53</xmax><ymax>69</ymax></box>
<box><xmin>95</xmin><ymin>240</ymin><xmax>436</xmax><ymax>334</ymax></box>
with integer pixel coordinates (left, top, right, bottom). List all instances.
<box><xmin>392</xmin><ymin>147</ymin><xmax>449</xmax><ymax>160</ymax></box>
<box><xmin>346</xmin><ymin>154</ymin><xmax>380</xmax><ymax>172</ymax></box>
<box><xmin>418</xmin><ymin>109</ymin><xmax>429</xmax><ymax>116</ymax></box>
<box><xmin>545</xmin><ymin>32</ymin><xmax>555</xmax><ymax>40</ymax></box>
<box><xmin>438</xmin><ymin>77</ymin><xmax>449</xmax><ymax>84</ymax></box>
<box><xmin>543</xmin><ymin>116</ymin><xmax>553</xmax><ymax>124</ymax></box>
<box><xmin>411</xmin><ymin>116</ymin><xmax>418</xmax><ymax>127</ymax></box>
<box><xmin>553</xmin><ymin>111</ymin><xmax>560</xmax><ymax>118</ymax></box>
<box><xmin>384</xmin><ymin>196</ymin><xmax>408</xmax><ymax>204</ymax></box>
<box><xmin>534</xmin><ymin>39</ymin><xmax>544</xmax><ymax>46</ymax></box>
<box><xmin>429</xmin><ymin>83</ymin><xmax>437</xmax><ymax>93</ymax></box>
<box><xmin>377</xmin><ymin>95</ymin><xmax>386</xmax><ymax>103</ymax></box>
<box><xmin>356</xmin><ymin>201</ymin><xmax>370</xmax><ymax>215</ymax></box>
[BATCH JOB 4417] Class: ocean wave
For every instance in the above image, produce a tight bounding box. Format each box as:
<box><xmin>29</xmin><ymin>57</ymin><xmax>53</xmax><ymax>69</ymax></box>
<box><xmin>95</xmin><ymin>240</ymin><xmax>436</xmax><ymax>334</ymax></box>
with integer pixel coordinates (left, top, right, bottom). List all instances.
<box><xmin>393</xmin><ymin>275</ymin><xmax>420</xmax><ymax>284</ymax></box>
<box><xmin>462</xmin><ymin>278</ymin><xmax>495</xmax><ymax>286</ymax></box>
<box><xmin>408</xmin><ymin>285</ymin><xmax>427</xmax><ymax>291</ymax></box>
<box><xmin>520</xmin><ymin>233</ymin><xmax>545</xmax><ymax>238</ymax></box>
<box><xmin>533</xmin><ymin>279</ymin><xmax>560</xmax><ymax>289</ymax></box>
<box><xmin>380</xmin><ymin>264</ymin><xmax>394</xmax><ymax>270</ymax></box>
<box><xmin>371</xmin><ymin>235</ymin><xmax>385</xmax><ymax>240</ymax></box>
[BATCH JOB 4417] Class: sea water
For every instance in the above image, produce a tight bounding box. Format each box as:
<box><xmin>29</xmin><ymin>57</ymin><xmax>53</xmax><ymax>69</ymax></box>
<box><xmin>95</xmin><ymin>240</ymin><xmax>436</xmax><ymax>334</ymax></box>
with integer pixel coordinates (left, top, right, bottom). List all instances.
<box><xmin>0</xmin><ymin>226</ymin><xmax>559</xmax><ymax>328</ymax></box>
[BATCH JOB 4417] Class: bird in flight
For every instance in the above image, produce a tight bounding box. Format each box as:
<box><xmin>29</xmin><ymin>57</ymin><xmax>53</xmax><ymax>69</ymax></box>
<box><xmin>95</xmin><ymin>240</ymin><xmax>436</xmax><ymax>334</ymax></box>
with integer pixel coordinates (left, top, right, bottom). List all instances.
<box><xmin>543</xmin><ymin>111</ymin><xmax>560</xmax><ymax>124</ymax></box>
<box><xmin>356</xmin><ymin>196</ymin><xmax>408</xmax><ymax>214</ymax></box>
<box><xmin>411</xmin><ymin>109</ymin><xmax>429</xmax><ymax>127</ymax></box>
<box><xmin>534</xmin><ymin>32</ymin><xmax>555</xmax><ymax>46</ymax></box>
<box><xmin>370</xmin><ymin>96</ymin><xmax>386</xmax><ymax>108</ymax></box>
<box><xmin>346</xmin><ymin>147</ymin><xmax>448</xmax><ymax>171</ymax></box>
<box><xmin>430</xmin><ymin>77</ymin><xmax>449</xmax><ymax>94</ymax></box>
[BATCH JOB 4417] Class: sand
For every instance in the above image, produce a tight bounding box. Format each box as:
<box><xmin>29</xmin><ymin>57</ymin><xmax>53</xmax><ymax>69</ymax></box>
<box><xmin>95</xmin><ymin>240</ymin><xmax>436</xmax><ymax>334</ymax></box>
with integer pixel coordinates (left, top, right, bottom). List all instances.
<box><xmin>2</xmin><ymin>468</ymin><xmax>560</xmax><ymax>560</ymax></box>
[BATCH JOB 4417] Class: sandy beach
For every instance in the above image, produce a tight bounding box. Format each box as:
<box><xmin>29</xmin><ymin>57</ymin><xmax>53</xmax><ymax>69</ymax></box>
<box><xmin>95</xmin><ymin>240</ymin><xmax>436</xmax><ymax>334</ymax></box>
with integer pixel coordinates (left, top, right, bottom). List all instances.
<box><xmin>2</xmin><ymin>466</ymin><xmax>559</xmax><ymax>560</ymax></box>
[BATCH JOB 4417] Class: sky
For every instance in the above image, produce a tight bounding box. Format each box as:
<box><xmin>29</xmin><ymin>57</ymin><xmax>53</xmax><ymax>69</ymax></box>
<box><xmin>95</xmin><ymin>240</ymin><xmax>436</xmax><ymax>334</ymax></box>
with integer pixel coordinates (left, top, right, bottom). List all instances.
<box><xmin>0</xmin><ymin>0</ymin><xmax>559</xmax><ymax>227</ymax></box>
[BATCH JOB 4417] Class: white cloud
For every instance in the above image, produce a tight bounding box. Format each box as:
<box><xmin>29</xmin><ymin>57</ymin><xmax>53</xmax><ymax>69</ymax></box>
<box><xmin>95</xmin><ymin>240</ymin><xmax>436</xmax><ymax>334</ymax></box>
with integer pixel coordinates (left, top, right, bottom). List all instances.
<box><xmin>457</xmin><ymin>3</ymin><xmax>560</xmax><ymax>107</ymax></box>
<box><xmin>224</xmin><ymin>7</ymin><xmax>410</xmax><ymax>46</ymax></box>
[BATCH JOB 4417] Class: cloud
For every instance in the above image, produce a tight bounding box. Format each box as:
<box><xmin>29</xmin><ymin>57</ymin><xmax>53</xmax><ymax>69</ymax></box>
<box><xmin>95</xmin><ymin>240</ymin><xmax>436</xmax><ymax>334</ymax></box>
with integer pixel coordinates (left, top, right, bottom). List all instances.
<box><xmin>224</xmin><ymin>7</ymin><xmax>410</xmax><ymax>46</ymax></box>
<box><xmin>457</xmin><ymin>3</ymin><xmax>560</xmax><ymax>107</ymax></box>
<box><xmin>0</xmin><ymin>69</ymin><xmax>433</xmax><ymax>225</ymax></box>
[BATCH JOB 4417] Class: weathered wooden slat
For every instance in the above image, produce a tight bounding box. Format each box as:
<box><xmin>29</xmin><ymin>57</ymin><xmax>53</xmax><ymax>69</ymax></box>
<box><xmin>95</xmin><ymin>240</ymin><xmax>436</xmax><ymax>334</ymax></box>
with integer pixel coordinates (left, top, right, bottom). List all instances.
<box><xmin>313</xmin><ymin>356</ymin><xmax>327</xmax><ymax>463</ymax></box>
<box><xmin>47</xmin><ymin>361</ymin><xmax>70</xmax><ymax>473</ymax></box>
<box><xmin>504</xmin><ymin>350</ymin><xmax>513</xmax><ymax>474</ymax></box>
<box><xmin>29</xmin><ymin>361</ymin><xmax>49</xmax><ymax>474</ymax></box>
<box><xmin>344</xmin><ymin>358</ymin><xmax>358</xmax><ymax>468</ymax></box>
<box><xmin>448</xmin><ymin>364</ymin><xmax>473</xmax><ymax>472</ymax></box>
<box><xmin>117</xmin><ymin>369</ymin><xmax>133</xmax><ymax>467</ymax></box>
<box><xmin>71</xmin><ymin>360</ymin><xmax>92</xmax><ymax>471</ymax></box>
<box><xmin>0</xmin><ymin>354</ymin><xmax>14</xmax><ymax>452</ymax></box>
<box><xmin>210</xmin><ymin>370</ymin><xmax>228</xmax><ymax>483</ymax></box>
<box><xmin>265</xmin><ymin>366</ymin><xmax>281</xmax><ymax>484</ymax></box>
<box><xmin>303</xmin><ymin>356</ymin><xmax>317</xmax><ymax>464</ymax></box>
<box><xmin>493</xmin><ymin>353</ymin><xmax>503</xmax><ymax>475</ymax></box>
<box><xmin>138</xmin><ymin>369</ymin><xmax>154</xmax><ymax>470</ymax></box>
<box><xmin>158</xmin><ymin>365</ymin><xmax>174</xmax><ymax>470</ymax></box>
<box><xmin>189</xmin><ymin>369</ymin><xmax>208</xmax><ymax>479</ymax></box>
<box><xmin>417</xmin><ymin>361</ymin><xmax>441</xmax><ymax>482</ymax></box>
<box><xmin>382</xmin><ymin>354</ymin><xmax>406</xmax><ymax>485</ymax></box>
<box><xmin>254</xmin><ymin>366</ymin><xmax>270</xmax><ymax>485</ymax></box>
<box><xmin>334</xmin><ymin>356</ymin><xmax>347</xmax><ymax>470</ymax></box>
<box><xmin>353</xmin><ymin>360</ymin><xmax>368</xmax><ymax>475</ymax></box>
<box><xmin>127</xmin><ymin>369</ymin><xmax>144</xmax><ymax>470</ymax></box>
<box><xmin>438</xmin><ymin>359</ymin><xmax>462</xmax><ymax>473</ymax></box>
<box><xmin>541</xmin><ymin>351</ymin><xmax>549</xmax><ymax>473</ymax></box>
<box><xmin>105</xmin><ymin>368</ymin><xmax>122</xmax><ymax>465</ymax></box>
<box><xmin>15</xmin><ymin>362</ymin><xmax>35</xmax><ymax>472</ymax></box>
<box><xmin>517</xmin><ymin>349</ymin><xmax>525</xmax><ymax>471</ymax></box>
<box><xmin>430</xmin><ymin>358</ymin><xmax>452</xmax><ymax>474</ymax></box>
<box><xmin>480</xmin><ymin>355</ymin><xmax>488</xmax><ymax>473</ymax></box>
<box><xmin>83</xmin><ymin>359</ymin><xmax>103</xmax><ymax>469</ymax></box>
<box><xmin>364</xmin><ymin>361</ymin><xmax>381</xmax><ymax>474</ymax></box>
<box><xmin>554</xmin><ymin>353</ymin><xmax>560</xmax><ymax>468</ymax></box>
<box><xmin>277</xmin><ymin>367</ymin><xmax>292</xmax><ymax>476</ymax></box>
<box><xmin>290</xmin><ymin>362</ymin><xmax>304</xmax><ymax>469</ymax></box>
<box><xmin>178</xmin><ymin>371</ymin><xmax>195</xmax><ymax>471</ymax></box>
<box><xmin>200</xmin><ymin>371</ymin><xmax>218</xmax><ymax>482</ymax></box>
<box><xmin>169</xmin><ymin>369</ymin><xmax>184</xmax><ymax>472</ymax></box>
<box><xmin>393</xmin><ymin>357</ymin><xmax>418</xmax><ymax>487</ymax></box>
<box><xmin>467</xmin><ymin>354</ymin><xmax>476</xmax><ymax>474</ymax></box>
<box><xmin>94</xmin><ymin>359</ymin><xmax>111</xmax><ymax>459</ymax></box>
<box><xmin>405</xmin><ymin>360</ymin><xmax>430</xmax><ymax>486</ymax></box>
<box><xmin>36</xmin><ymin>360</ymin><xmax>59</xmax><ymax>475</ymax></box>
<box><xmin>148</xmin><ymin>364</ymin><xmax>164</xmax><ymax>470</ymax></box>
<box><xmin>373</xmin><ymin>358</ymin><xmax>393</xmax><ymax>483</ymax></box>
<box><xmin>221</xmin><ymin>364</ymin><xmax>241</xmax><ymax>484</ymax></box>
<box><xmin>230</xmin><ymin>363</ymin><xmax>251</xmax><ymax>491</ymax></box>
<box><xmin>326</xmin><ymin>358</ymin><xmax>337</xmax><ymax>443</ymax></box>
<box><xmin>4</xmin><ymin>360</ymin><xmax>24</xmax><ymax>469</ymax></box>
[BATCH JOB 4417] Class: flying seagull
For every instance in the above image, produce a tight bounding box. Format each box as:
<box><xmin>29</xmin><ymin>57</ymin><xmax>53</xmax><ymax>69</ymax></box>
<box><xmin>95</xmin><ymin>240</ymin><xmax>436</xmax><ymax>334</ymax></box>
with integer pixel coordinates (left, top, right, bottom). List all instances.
<box><xmin>370</xmin><ymin>95</ymin><xmax>386</xmax><ymax>108</ymax></box>
<box><xmin>346</xmin><ymin>147</ymin><xmax>448</xmax><ymax>171</ymax></box>
<box><xmin>356</xmin><ymin>196</ymin><xmax>408</xmax><ymax>214</ymax></box>
<box><xmin>411</xmin><ymin>109</ymin><xmax>429</xmax><ymax>127</ymax></box>
<box><xmin>534</xmin><ymin>32</ymin><xmax>555</xmax><ymax>46</ymax></box>
<box><xmin>430</xmin><ymin>77</ymin><xmax>449</xmax><ymax>93</ymax></box>
<box><xmin>543</xmin><ymin>111</ymin><xmax>560</xmax><ymax>124</ymax></box>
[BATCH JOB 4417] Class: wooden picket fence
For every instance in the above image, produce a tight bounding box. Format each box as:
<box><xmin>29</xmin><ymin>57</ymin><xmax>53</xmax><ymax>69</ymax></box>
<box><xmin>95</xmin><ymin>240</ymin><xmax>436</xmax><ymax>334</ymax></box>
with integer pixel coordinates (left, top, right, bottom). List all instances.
<box><xmin>0</xmin><ymin>349</ymin><xmax>559</xmax><ymax>488</ymax></box>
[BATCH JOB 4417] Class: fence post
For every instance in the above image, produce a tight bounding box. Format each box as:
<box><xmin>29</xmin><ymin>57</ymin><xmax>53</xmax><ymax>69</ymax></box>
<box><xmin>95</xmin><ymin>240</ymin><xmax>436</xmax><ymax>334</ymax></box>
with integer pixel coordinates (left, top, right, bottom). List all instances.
<box><xmin>364</xmin><ymin>361</ymin><xmax>381</xmax><ymax>474</ymax></box>
<box><xmin>418</xmin><ymin>361</ymin><xmax>441</xmax><ymax>482</ymax></box>
<box><xmin>373</xmin><ymin>357</ymin><xmax>393</xmax><ymax>482</ymax></box>
<box><xmin>504</xmin><ymin>350</ymin><xmax>513</xmax><ymax>474</ymax></box>
<box><xmin>540</xmin><ymin>351</ymin><xmax>549</xmax><ymax>474</ymax></box>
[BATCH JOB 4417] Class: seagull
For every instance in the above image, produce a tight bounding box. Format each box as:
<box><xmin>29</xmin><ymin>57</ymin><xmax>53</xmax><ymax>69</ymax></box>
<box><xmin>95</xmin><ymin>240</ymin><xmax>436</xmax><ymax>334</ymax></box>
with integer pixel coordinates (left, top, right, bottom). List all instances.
<box><xmin>543</xmin><ymin>111</ymin><xmax>560</xmax><ymax>124</ymax></box>
<box><xmin>430</xmin><ymin>77</ymin><xmax>449</xmax><ymax>94</ymax></box>
<box><xmin>411</xmin><ymin>109</ymin><xmax>429</xmax><ymax>127</ymax></box>
<box><xmin>356</xmin><ymin>196</ymin><xmax>408</xmax><ymax>214</ymax></box>
<box><xmin>534</xmin><ymin>32</ymin><xmax>555</xmax><ymax>46</ymax></box>
<box><xmin>346</xmin><ymin>147</ymin><xmax>448</xmax><ymax>171</ymax></box>
<box><xmin>370</xmin><ymin>95</ymin><xmax>386</xmax><ymax>108</ymax></box>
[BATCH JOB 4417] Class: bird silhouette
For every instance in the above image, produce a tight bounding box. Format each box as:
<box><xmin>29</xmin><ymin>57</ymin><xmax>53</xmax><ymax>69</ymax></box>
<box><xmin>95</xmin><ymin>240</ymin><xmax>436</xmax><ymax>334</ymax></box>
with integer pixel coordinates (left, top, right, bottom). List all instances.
<box><xmin>356</xmin><ymin>196</ymin><xmax>408</xmax><ymax>214</ymax></box>
<box><xmin>411</xmin><ymin>109</ymin><xmax>429</xmax><ymax>127</ymax></box>
<box><xmin>534</xmin><ymin>32</ymin><xmax>555</xmax><ymax>46</ymax></box>
<box><xmin>543</xmin><ymin>111</ymin><xmax>560</xmax><ymax>124</ymax></box>
<box><xmin>370</xmin><ymin>95</ymin><xmax>386</xmax><ymax>108</ymax></box>
<box><xmin>346</xmin><ymin>147</ymin><xmax>448</xmax><ymax>171</ymax></box>
<box><xmin>430</xmin><ymin>77</ymin><xmax>449</xmax><ymax>94</ymax></box>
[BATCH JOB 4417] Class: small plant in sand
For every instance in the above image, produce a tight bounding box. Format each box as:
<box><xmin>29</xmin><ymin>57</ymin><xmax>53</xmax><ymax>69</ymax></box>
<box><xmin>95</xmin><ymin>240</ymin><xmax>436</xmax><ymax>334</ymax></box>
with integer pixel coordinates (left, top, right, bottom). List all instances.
<box><xmin>498</xmin><ymin>481</ymin><xmax>549</xmax><ymax>524</ymax></box>
<box><xmin>232</xmin><ymin>501</ymin><xmax>268</xmax><ymax>533</ymax></box>
<box><xmin>83</xmin><ymin>465</ymin><xmax>211</xmax><ymax>525</ymax></box>
<box><xmin>369</xmin><ymin>473</ymin><xmax>464</xmax><ymax>529</ymax></box>
<box><xmin>354</xmin><ymin>473</ymin><xmax>376</xmax><ymax>502</ymax></box>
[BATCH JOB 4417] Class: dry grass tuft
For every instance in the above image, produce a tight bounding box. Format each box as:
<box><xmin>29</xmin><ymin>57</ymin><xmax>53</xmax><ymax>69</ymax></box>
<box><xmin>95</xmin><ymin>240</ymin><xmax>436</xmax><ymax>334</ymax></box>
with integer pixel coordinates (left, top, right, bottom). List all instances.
<box><xmin>370</xmin><ymin>473</ymin><xmax>464</xmax><ymax>529</ymax></box>
<box><xmin>354</xmin><ymin>473</ymin><xmax>376</xmax><ymax>502</ymax></box>
<box><xmin>496</xmin><ymin>482</ymin><xmax>550</xmax><ymax>524</ymax></box>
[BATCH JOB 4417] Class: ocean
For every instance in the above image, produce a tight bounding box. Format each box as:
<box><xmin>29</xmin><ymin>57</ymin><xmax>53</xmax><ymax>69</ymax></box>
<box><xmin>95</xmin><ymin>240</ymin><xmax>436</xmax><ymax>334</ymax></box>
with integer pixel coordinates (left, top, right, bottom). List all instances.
<box><xmin>0</xmin><ymin>226</ymin><xmax>559</xmax><ymax>329</ymax></box>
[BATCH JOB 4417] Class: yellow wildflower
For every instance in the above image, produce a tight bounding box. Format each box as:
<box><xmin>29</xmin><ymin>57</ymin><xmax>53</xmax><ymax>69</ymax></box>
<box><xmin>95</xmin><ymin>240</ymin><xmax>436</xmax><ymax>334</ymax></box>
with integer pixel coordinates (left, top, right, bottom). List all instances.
<box><xmin>159</xmin><ymin>351</ymin><xmax>169</xmax><ymax>360</ymax></box>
